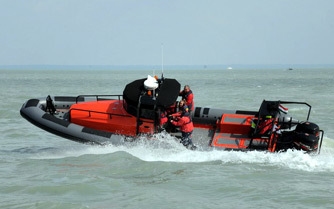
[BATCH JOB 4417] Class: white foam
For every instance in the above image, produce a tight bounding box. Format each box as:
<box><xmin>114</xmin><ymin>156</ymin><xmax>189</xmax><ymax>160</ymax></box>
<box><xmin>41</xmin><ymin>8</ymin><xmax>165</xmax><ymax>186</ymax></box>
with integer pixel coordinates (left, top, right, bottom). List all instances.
<box><xmin>33</xmin><ymin>134</ymin><xmax>334</xmax><ymax>172</ymax></box>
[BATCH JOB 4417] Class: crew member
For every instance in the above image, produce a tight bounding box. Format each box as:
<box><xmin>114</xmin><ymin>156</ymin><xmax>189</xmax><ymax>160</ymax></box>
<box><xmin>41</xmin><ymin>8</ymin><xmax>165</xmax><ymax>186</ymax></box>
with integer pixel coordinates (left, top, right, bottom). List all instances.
<box><xmin>46</xmin><ymin>95</ymin><xmax>56</xmax><ymax>115</ymax></box>
<box><xmin>158</xmin><ymin>109</ymin><xmax>168</xmax><ymax>131</ymax></box>
<box><xmin>179</xmin><ymin>85</ymin><xmax>194</xmax><ymax>112</ymax></box>
<box><xmin>170</xmin><ymin>99</ymin><xmax>189</xmax><ymax>118</ymax></box>
<box><xmin>170</xmin><ymin>110</ymin><xmax>195</xmax><ymax>149</ymax></box>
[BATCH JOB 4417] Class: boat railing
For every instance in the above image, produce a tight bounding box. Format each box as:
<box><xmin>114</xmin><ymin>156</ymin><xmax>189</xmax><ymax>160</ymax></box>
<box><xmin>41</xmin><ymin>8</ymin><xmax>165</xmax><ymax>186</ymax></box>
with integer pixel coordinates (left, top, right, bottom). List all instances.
<box><xmin>317</xmin><ymin>130</ymin><xmax>324</xmax><ymax>154</ymax></box>
<box><xmin>69</xmin><ymin>107</ymin><xmax>132</xmax><ymax>121</ymax></box>
<box><xmin>75</xmin><ymin>95</ymin><xmax>123</xmax><ymax>103</ymax></box>
<box><xmin>249</xmin><ymin>100</ymin><xmax>313</xmax><ymax>150</ymax></box>
<box><xmin>278</xmin><ymin>101</ymin><xmax>312</xmax><ymax>121</ymax></box>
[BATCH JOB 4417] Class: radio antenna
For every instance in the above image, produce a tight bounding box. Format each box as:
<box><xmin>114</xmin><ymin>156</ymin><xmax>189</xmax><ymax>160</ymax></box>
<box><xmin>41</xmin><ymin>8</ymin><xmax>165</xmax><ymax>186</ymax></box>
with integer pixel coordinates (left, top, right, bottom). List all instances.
<box><xmin>161</xmin><ymin>43</ymin><xmax>164</xmax><ymax>80</ymax></box>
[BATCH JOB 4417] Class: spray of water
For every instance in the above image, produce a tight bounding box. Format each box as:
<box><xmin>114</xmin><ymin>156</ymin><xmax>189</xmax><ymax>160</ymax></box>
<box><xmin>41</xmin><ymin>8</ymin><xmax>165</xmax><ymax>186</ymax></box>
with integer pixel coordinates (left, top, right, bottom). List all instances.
<box><xmin>32</xmin><ymin>133</ymin><xmax>334</xmax><ymax>172</ymax></box>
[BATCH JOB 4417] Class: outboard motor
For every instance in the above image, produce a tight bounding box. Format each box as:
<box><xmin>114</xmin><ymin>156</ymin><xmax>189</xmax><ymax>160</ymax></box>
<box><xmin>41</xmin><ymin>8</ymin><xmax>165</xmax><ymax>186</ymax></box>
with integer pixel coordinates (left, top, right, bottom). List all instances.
<box><xmin>295</xmin><ymin>121</ymin><xmax>320</xmax><ymax>135</ymax></box>
<box><xmin>293</xmin><ymin>122</ymin><xmax>320</xmax><ymax>152</ymax></box>
<box><xmin>276</xmin><ymin>121</ymin><xmax>320</xmax><ymax>153</ymax></box>
<box><xmin>278</xmin><ymin>115</ymin><xmax>299</xmax><ymax>129</ymax></box>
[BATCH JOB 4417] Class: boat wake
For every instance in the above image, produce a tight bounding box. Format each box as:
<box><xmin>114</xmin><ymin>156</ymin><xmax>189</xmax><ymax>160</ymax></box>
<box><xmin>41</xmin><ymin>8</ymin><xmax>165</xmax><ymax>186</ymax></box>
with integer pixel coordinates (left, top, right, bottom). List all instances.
<box><xmin>27</xmin><ymin>132</ymin><xmax>334</xmax><ymax>173</ymax></box>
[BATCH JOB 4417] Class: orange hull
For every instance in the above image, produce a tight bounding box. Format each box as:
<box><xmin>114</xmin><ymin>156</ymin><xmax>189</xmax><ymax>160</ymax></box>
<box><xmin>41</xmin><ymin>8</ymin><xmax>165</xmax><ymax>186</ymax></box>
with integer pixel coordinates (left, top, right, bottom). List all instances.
<box><xmin>70</xmin><ymin>100</ymin><xmax>155</xmax><ymax>136</ymax></box>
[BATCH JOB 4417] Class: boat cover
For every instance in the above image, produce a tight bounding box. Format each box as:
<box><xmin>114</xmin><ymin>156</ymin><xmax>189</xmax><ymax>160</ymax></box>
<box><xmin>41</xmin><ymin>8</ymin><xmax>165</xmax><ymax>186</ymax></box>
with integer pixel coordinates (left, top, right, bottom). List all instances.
<box><xmin>123</xmin><ymin>78</ymin><xmax>181</xmax><ymax>108</ymax></box>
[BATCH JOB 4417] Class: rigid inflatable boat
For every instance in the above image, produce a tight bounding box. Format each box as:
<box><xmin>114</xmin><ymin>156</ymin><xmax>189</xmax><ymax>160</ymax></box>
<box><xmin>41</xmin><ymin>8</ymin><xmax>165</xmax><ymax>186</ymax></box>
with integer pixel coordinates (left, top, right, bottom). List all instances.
<box><xmin>20</xmin><ymin>75</ymin><xmax>324</xmax><ymax>153</ymax></box>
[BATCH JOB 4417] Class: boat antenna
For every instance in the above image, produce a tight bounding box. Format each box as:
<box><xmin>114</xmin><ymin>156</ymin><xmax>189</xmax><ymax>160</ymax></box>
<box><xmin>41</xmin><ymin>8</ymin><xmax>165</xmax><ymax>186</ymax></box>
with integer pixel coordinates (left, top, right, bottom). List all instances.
<box><xmin>161</xmin><ymin>43</ymin><xmax>164</xmax><ymax>80</ymax></box>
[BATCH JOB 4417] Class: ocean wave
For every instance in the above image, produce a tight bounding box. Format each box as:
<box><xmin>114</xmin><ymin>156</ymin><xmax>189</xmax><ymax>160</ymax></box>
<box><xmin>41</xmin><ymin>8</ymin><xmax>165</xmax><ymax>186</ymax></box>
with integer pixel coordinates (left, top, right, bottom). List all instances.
<box><xmin>27</xmin><ymin>133</ymin><xmax>334</xmax><ymax>173</ymax></box>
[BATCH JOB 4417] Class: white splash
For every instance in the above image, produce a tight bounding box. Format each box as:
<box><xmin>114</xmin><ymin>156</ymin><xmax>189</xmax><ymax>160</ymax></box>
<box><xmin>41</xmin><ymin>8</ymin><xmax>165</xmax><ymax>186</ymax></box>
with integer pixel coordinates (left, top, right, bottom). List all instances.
<box><xmin>32</xmin><ymin>134</ymin><xmax>334</xmax><ymax>173</ymax></box>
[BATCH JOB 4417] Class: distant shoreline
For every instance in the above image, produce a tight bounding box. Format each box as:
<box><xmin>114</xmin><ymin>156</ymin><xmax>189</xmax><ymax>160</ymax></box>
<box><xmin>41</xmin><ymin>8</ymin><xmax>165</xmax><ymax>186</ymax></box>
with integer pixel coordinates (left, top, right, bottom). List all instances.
<box><xmin>0</xmin><ymin>64</ymin><xmax>333</xmax><ymax>71</ymax></box>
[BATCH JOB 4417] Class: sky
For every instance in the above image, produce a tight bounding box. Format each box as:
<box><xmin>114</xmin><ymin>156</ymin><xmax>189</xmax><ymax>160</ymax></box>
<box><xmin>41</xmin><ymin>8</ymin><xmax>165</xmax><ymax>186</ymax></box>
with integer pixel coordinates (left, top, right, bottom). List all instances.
<box><xmin>0</xmin><ymin>0</ymin><xmax>333</xmax><ymax>66</ymax></box>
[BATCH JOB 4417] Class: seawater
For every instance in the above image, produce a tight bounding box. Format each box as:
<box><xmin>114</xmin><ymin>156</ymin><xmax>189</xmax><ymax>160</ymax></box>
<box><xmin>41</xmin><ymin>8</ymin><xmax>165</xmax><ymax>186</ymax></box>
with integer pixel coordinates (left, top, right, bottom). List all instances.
<box><xmin>1</xmin><ymin>68</ymin><xmax>334</xmax><ymax>209</ymax></box>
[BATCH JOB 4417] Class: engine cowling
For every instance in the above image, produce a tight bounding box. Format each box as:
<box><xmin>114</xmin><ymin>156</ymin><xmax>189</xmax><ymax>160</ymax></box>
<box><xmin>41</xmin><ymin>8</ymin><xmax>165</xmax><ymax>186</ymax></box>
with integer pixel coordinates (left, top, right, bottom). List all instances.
<box><xmin>293</xmin><ymin>122</ymin><xmax>320</xmax><ymax>152</ymax></box>
<box><xmin>293</xmin><ymin>132</ymin><xmax>319</xmax><ymax>152</ymax></box>
<box><xmin>276</xmin><ymin>122</ymin><xmax>320</xmax><ymax>152</ymax></box>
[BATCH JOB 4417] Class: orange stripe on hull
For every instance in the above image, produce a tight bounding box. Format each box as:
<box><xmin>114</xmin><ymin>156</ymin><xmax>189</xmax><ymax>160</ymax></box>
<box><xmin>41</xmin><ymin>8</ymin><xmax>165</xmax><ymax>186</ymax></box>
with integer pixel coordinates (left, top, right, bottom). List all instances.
<box><xmin>69</xmin><ymin>100</ymin><xmax>154</xmax><ymax>136</ymax></box>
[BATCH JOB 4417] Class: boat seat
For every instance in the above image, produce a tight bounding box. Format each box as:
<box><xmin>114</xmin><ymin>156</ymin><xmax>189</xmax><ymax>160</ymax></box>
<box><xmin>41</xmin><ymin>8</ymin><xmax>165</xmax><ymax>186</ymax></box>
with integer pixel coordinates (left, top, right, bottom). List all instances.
<box><xmin>211</xmin><ymin>113</ymin><xmax>256</xmax><ymax>149</ymax></box>
<box><xmin>218</xmin><ymin>114</ymin><xmax>253</xmax><ymax>134</ymax></box>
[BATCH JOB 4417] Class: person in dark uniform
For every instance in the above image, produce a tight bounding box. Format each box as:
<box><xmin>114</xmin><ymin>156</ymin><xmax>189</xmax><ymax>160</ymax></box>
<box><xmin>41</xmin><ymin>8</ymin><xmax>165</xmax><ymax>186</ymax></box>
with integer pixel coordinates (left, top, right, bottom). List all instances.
<box><xmin>46</xmin><ymin>95</ymin><xmax>56</xmax><ymax>115</ymax></box>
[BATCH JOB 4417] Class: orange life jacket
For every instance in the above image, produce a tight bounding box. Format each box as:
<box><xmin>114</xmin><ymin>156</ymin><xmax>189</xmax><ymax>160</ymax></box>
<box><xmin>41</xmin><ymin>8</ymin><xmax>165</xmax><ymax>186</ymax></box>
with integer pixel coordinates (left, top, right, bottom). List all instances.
<box><xmin>171</xmin><ymin>115</ymin><xmax>193</xmax><ymax>133</ymax></box>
